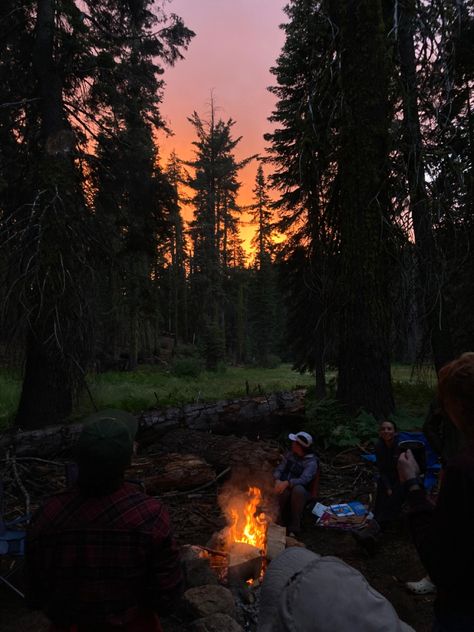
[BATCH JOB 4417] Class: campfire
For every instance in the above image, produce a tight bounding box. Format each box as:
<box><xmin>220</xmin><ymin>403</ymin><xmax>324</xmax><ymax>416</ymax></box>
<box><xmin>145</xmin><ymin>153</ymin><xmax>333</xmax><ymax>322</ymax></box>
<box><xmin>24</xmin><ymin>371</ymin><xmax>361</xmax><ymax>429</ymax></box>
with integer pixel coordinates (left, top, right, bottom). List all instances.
<box><xmin>226</xmin><ymin>486</ymin><xmax>268</xmax><ymax>584</ymax></box>
<box><xmin>192</xmin><ymin>479</ymin><xmax>295</xmax><ymax>589</ymax></box>
<box><xmin>197</xmin><ymin>483</ymin><xmax>294</xmax><ymax>587</ymax></box>
<box><xmin>181</xmin><ymin>482</ymin><xmax>301</xmax><ymax>630</ymax></box>
<box><xmin>228</xmin><ymin>486</ymin><xmax>267</xmax><ymax>551</ymax></box>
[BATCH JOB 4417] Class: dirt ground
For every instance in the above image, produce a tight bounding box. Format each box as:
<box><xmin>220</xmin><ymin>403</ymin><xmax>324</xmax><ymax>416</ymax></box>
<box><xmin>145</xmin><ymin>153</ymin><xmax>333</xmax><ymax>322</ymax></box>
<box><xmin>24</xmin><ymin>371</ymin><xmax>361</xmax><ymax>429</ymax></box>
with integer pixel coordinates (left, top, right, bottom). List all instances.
<box><xmin>1</xmin><ymin>444</ymin><xmax>435</xmax><ymax>631</ymax></box>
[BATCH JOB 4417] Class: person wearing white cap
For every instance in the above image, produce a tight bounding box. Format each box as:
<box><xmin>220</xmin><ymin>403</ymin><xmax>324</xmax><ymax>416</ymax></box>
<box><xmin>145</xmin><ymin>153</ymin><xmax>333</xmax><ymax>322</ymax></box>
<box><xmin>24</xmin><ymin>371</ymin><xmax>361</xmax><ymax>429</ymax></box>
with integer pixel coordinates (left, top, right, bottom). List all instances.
<box><xmin>257</xmin><ymin>547</ymin><xmax>414</xmax><ymax>632</ymax></box>
<box><xmin>273</xmin><ymin>431</ymin><xmax>318</xmax><ymax>537</ymax></box>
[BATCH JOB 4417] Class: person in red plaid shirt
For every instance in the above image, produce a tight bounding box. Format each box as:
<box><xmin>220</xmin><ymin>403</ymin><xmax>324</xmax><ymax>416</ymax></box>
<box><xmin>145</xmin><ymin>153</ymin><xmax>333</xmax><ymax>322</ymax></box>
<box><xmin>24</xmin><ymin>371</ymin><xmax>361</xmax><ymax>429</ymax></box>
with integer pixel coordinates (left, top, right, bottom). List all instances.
<box><xmin>25</xmin><ymin>410</ymin><xmax>182</xmax><ymax>632</ymax></box>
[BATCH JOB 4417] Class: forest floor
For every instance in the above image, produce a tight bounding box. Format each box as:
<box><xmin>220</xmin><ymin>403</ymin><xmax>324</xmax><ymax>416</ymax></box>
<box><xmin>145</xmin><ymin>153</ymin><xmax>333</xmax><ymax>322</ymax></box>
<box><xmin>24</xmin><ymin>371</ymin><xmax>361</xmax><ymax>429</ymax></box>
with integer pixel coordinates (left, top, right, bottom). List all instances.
<box><xmin>1</xmin><ymin>442</ymin><xmax>434</xmax><ymax>631</ymax></box>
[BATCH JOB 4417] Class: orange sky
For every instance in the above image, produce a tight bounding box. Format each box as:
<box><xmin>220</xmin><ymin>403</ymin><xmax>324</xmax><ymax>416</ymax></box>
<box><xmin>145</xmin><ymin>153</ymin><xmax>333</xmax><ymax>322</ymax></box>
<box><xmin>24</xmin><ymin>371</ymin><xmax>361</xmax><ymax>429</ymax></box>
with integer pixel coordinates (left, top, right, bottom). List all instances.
<box><xmin>157</xmin><ymin>0</ymin><xmax>287</xmax><ymax>254</ymax></box>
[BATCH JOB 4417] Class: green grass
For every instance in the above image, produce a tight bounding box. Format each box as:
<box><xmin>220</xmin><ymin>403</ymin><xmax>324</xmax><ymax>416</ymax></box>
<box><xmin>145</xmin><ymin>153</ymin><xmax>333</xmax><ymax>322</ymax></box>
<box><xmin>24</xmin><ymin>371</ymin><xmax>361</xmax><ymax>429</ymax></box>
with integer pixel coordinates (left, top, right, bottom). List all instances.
<box><xmin>0</xmin><ymin>368</ymin><xmax>22</xmax><ymax>428</ymax></box>
<box><xmin>0</xmin><ymin>362</ymin><xmax>436</xmax><ymax>429</ymax></box>
<box><xmin>73</xmin><ymin>363</ymin><xmax>315</xmax><ymax>419</ymax></box>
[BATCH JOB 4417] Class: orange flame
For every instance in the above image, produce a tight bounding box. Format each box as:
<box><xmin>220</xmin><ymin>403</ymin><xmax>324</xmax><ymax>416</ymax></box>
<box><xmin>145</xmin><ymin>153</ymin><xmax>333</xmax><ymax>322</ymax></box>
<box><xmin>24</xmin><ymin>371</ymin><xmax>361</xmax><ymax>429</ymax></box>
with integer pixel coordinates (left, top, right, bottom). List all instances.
<box><xmin>228</xmin><ymin>486</ymin><xmax>267</xmax><ymax>551</ymax></box>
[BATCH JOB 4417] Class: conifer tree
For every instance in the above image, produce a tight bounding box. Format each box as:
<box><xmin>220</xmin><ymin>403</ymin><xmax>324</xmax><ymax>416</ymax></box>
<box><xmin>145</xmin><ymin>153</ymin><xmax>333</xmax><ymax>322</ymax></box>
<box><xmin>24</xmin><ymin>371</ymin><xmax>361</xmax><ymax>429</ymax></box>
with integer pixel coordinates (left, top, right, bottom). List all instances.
<box><xmin>165</xmin><ymin>151</ymin><xmax>188</xmax><ymax>343</ymax></box>
<box><xmin>185</xmin><ymin>103</ymin><xmax>253</xmax><ymax>367</ymax></box>
<box><xmin>248</xmin><ymin>164</ymin><xmax>277</xmax><ymax>366</ymax></box>
<box><xmin>0</xmin><ymin>0</ymin><xmax>193</xmax><ymax>427</ymax></box>
<box><xmin>266</xmin><ymin>0</ymin><xmax>339</xmax><ymax>396</ymax></box>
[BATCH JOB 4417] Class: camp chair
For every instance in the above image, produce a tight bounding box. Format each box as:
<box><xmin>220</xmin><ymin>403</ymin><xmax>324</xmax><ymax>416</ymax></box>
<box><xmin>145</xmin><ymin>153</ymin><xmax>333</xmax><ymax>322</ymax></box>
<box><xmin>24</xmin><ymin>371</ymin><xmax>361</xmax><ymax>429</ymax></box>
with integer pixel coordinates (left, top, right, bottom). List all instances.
<box><xmin>0</xmin><ymin>479</ymin><xmax>30</xmax><ymax>598</ymax></box>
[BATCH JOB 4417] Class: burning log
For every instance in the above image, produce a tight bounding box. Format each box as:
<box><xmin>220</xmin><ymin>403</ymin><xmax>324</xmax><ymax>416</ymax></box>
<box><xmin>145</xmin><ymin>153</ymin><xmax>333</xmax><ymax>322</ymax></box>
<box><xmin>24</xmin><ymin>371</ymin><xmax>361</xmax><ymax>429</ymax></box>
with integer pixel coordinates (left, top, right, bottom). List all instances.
<box><xmin>227</xmin><ymin>542</ymin><xmax>263</xmax><ymax>584</ymax></box>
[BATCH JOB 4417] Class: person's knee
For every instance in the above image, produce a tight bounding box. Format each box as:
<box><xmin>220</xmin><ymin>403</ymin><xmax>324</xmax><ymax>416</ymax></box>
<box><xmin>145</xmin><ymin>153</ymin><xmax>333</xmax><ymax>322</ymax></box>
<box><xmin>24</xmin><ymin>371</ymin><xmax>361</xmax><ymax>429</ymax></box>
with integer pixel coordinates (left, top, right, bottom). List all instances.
<box><xmin>292</xmin><ymin>484</ymin><xmax>307</xmax><ymax>498</ymax></box>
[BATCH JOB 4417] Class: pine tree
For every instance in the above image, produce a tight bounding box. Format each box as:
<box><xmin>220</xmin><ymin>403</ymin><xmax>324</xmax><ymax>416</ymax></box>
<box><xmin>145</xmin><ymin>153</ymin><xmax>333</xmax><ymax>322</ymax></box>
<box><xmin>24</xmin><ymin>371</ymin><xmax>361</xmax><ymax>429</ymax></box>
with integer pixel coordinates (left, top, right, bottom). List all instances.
<box><xmin>185</xmin><ymin>103</ymin><xmax>253</xmax><ymax>367</ymax></box>
<box><xmin>0</xmin><ymin>0</ymin><xmax>193</xmax><ymax>427</ymax></box>
<box><xmin>266</xmin><ymin>0</ymin><xmax>339</xmax><ymax>397</ymax></box>
<box><xmin>247</xmin><ymin>164</ymin><xmax>277</xmax><ymax>366</ymax></box>
<box><xmin>165</xmin><ymin>151</ymin><xmax>188</xmax><ymax>343</ymax></box>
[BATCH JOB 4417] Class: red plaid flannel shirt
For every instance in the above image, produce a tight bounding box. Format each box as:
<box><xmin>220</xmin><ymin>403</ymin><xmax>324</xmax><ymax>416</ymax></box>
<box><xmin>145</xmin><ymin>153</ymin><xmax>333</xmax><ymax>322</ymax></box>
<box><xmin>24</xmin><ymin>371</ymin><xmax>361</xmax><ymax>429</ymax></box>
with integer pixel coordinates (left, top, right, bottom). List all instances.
<box><xmin>25</xmin><ymin>482</ymin><xmax>182</xmax><ymax>628</ymax></box>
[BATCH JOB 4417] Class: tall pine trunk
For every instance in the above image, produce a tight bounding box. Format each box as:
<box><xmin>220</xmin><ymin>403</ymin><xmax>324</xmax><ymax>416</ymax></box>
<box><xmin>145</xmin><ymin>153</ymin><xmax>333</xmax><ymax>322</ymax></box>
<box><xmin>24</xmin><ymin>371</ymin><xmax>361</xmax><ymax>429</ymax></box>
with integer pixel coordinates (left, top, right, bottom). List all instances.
<box><xmin>334</xmin><ymin>0</ymin><xmax>394</xmax><ymax>418</ymax></box>
<box><xmin>16</xmin><ymin>0</ymin><xmax>88</xmax><ymax>429</ymax></box>
<box><xmin>397</xmin><ymin>0</ymin><xmax>454</xmax><ymax>372</ymax></box>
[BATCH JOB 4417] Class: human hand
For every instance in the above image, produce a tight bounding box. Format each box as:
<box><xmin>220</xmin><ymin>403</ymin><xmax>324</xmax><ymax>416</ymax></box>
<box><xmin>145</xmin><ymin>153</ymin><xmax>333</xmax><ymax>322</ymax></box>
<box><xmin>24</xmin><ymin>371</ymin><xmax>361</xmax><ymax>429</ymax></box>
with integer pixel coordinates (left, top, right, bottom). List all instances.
<box><xmin>397</xmin><ymin>449</ymin><xmax>420</xmax><ymax>482</ymax></box>
<box><xmin>275</xmin><ymin>480</ymin><xmax>290</xmax><ymax>494</ymax></box>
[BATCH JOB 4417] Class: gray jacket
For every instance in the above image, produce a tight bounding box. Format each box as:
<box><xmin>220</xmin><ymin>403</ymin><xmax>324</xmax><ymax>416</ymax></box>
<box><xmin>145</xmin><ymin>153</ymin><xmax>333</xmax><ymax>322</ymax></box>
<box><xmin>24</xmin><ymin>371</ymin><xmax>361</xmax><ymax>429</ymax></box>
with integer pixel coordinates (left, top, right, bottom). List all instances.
<box><xmin>258</xmin><ymin>548</ymin><xmax>414</xmax><ymax>632</ymax></box>
<box><xmin>273</xmin><ymin>451</ymin><xmax>318</xmax><ymax>490</ymax></box>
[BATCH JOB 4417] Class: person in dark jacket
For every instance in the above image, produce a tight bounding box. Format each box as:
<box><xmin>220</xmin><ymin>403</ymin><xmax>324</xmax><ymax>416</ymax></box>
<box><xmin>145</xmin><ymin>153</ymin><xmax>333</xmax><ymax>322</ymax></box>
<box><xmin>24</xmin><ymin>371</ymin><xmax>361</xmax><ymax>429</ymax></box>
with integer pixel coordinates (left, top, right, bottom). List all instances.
<box><xmin>273</xmin><ymin>431</ymin><xmax>318</xmax><ymax>537</ymax></box>
<box><xmin>352</xmin><ymin>420</ymin><xmax>404</xmax><ymax>554</ymax></box>
<box><xmin>25</xmin><ymin>410</ymin><xmax>182</xmax><ymax>632</ymax></box>
<box><xmin>398</xmin><ymin>352</ymin><xmax>474</xmax><ymax>631</ymax></box>
<box><xmin>405</xmin><ymin>401</ymin><xmax>465</xmax><ymax>595</ymax></box>
<box><xmin>373</xmin><ymin>420</ymin><xmax>404</xmax><ymax>526</ymax></box>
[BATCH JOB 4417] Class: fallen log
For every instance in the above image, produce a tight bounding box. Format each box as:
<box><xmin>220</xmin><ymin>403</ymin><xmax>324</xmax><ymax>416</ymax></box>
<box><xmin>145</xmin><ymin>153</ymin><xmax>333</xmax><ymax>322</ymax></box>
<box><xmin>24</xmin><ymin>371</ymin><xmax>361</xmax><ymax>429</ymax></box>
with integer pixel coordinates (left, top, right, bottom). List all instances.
<box><xmin>0</xmin><ymin>389</ymin><xmax>305</xmax><ymax>458</ymax></box>
<box><xmin>139</xmin><ymin>389</ymin><xmax>306</xmax><ymax>435</ymax></box>
<box><xmin>131</xmin><ymin>453</ymin><xmax>216</xmax><ymax>494</ymax></box>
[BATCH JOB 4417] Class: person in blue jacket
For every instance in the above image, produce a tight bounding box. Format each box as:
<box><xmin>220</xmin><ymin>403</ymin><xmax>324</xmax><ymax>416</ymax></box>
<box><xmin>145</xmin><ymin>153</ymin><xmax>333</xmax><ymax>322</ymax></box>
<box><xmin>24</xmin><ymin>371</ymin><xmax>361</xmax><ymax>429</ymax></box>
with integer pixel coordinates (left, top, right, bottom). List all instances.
<box><xmin>273</xmin><ymin>431</ymin><xmax>318</xmax><ymax>537</ymax></box>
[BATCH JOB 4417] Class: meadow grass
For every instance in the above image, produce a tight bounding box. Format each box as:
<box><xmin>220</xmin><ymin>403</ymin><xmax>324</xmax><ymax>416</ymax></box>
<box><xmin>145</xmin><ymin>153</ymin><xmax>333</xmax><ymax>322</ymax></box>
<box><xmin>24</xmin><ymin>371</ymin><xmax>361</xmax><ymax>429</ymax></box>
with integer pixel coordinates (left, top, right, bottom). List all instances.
<box><xmin>0</xmin><ymin>368</ymin><xmax>22</xmax><ymax>429</ymax></box>
<box><xmin>74</xmin><ymin>364</ymin><xmax>315</xmax><ymax>420</ymax></box>
<box><xmin>0</xmin><ymin>362</ymin><xmax>436</xmax><ymax>429</ymax></box>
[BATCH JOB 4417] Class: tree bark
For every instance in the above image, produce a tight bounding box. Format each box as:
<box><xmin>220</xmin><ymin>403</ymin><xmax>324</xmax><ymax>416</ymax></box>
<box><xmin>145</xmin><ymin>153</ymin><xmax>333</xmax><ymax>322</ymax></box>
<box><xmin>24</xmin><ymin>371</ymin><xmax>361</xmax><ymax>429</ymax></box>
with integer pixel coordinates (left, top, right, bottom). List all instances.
<box><xmin>397</xmin><ymin>0</ymin><xmax>454</xmax><ymax>372</ymax></box>
<box><xmin>16</xmin><ymin>0</ymin><xmax>82</xmax><ymax>429</ymax></box>
<box><xmin>2</xmin><ymin>390</ymin><xmax>305</xmax><ymax>457</ymax></box>
<box><xmin>333</xmin><ymin>0</ymin><xmax>394</xmax><ymax>417</ymax></box>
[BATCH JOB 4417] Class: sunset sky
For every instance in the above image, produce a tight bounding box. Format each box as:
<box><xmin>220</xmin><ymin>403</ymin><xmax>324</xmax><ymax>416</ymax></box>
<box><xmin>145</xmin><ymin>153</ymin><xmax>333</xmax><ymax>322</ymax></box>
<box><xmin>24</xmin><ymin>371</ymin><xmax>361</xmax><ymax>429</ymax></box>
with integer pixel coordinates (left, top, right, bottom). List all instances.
<box><xmin>158</xmin><ymin>0</ymin><xmax>287</xmax><ymax>252</ymax></box>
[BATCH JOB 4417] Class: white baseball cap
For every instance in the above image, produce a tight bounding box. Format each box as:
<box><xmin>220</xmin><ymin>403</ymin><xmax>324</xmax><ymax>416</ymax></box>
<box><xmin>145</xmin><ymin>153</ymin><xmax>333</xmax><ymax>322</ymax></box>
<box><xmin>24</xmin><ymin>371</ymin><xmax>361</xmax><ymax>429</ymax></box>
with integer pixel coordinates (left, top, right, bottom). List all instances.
<box><xmin>288</xmin><ymin>431</ymin><xmax>313</xmax><ymax>448</ymax></box>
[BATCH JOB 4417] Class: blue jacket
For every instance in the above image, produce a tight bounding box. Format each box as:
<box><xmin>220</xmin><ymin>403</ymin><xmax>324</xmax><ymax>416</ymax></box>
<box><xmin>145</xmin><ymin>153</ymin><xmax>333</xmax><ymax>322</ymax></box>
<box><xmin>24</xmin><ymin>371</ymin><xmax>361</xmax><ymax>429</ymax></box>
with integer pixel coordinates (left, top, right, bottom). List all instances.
<box><xmin>273</xmin><ymin>451</ymin><xmax>318</xmax><ymax>490</ymax></box>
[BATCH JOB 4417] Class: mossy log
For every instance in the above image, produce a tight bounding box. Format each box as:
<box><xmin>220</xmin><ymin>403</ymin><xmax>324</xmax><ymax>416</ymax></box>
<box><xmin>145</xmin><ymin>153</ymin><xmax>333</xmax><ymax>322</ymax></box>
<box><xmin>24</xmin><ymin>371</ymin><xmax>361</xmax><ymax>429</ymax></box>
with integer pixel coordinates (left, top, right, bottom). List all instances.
<box><xmin>0</xmin><ymin>390</ymin><xmax>305</xmax><ymax>458</ymax></box>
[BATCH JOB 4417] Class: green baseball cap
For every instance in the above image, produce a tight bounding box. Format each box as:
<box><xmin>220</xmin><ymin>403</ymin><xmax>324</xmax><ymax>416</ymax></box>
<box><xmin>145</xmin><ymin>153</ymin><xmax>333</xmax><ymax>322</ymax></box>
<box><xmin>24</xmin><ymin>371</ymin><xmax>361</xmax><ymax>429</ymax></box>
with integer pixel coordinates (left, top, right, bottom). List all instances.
<box><xmin>76</xmin><ymin>409</ymin><xmax>138</xmax><ymax>476</ymax></box>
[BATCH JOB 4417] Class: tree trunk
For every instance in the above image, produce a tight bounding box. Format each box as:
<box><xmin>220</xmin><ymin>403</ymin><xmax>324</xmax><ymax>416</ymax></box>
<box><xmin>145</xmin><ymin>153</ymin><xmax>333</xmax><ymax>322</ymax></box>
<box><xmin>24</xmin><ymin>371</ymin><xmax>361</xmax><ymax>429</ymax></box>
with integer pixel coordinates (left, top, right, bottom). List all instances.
<box><xmin>333</xmin><ymin>0</ymin><xmax>394</xmax><ymax>417</ymax></box>
<box><xmin>397</xmin><ymin>0</ymin><xmax>454</xmax><ymax>372</ymax></box>
<box><xmin>16</xmin><ymin>0</ymin><xmax>86</xmax><ymax>429</ymax></box>
<box><xmin>16</xmin><ymin>333</ymin><xmax>73</xmax><ymax>430</ymax></box>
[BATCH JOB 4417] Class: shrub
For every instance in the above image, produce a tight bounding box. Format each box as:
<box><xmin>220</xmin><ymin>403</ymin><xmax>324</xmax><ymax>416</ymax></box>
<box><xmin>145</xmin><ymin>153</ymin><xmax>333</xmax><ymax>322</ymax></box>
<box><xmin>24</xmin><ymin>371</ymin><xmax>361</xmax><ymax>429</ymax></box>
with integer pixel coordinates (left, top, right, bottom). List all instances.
<box><xmin>263</xmin><ymin>354</ymin><xmax>281</xmax><ymax>369</ymax></box>
<box><xmin>174</xmin><ymin>343</ymin><xmax>200</xmax><ymax>358</ymax></box>
<box><xmin>305</xmin><ymin>398</ymin><xmax>379</xmax><ymax>448</ymax></box>
<box><xmin>171</xmin><ymin>357</ymin><xmax>203</xmax><ymax>378</ymax></box>
<box><xmin>203</xmin><ymin>322</ymin><xmax>226</xmax><ymax>371</ymax></box>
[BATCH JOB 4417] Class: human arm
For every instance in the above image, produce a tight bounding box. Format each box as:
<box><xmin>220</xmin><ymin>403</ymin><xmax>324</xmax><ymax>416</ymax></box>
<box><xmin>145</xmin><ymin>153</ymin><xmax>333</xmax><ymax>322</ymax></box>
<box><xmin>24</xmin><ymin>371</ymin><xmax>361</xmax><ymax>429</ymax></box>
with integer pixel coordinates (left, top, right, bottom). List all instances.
<box><xmin>288</xmin><ymin>457</ymin><xmax>318</xmax><ymax>488</ymax></box>
<box><xmin>146</xmin><ymin>505</ymin><xmax>183</xmax><ymax>615</ymax></box>
<box><xmin>273</xmin><ymin>453</ymin><xmax>289</xmax><ymax>481</ymax></box>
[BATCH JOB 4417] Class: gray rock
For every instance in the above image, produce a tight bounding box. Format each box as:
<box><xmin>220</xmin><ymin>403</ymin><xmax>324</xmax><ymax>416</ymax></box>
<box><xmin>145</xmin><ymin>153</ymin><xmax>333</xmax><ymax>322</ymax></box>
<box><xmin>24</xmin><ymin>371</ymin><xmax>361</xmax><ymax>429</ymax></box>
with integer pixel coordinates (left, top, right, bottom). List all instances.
<box><xmin>183</xmin><ymin>584</ymin><xmax>235</xmax><ymax>619</ymax></box>
<box><xmin>183</xmin><ymin>558</ymin><xmax>219</xmax><ymax>588</ymax></box>
<box><xmin>190</xmin><ymin>613</ymin><xmax>244</xmax><ymax>632</ymax></box>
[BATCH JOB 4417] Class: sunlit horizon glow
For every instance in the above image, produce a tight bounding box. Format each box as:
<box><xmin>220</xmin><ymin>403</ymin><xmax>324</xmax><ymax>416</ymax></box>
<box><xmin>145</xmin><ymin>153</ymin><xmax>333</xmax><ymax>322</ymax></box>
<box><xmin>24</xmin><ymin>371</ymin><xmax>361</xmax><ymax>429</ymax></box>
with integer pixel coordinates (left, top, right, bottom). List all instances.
<box><xmin>157</xmin><ymin>0</ymin><xmax>287</xmax><ymax>257</ymax></box>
